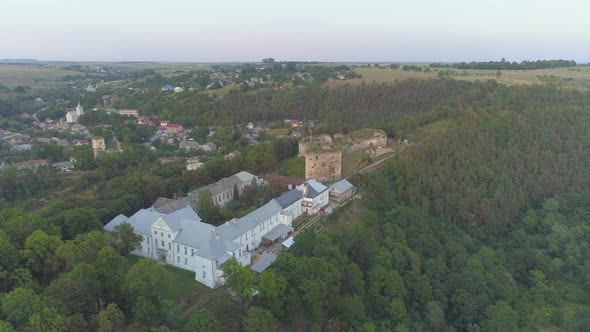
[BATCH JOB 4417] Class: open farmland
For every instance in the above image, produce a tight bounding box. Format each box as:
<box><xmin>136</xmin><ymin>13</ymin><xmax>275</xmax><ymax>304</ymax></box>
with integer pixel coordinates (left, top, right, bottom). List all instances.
<box><xmin>327</xmin><ymin>66</ymin><xmax>590</xmax><ymax>91</ymax></box>
<box><xmin>0</xmin><ymin>64</ymin><xmax>84</xmax><ymax>95</ymax></box>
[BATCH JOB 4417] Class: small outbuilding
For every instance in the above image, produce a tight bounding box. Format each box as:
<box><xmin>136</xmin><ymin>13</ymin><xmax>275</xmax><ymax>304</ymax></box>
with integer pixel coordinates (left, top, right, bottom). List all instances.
<box><xmin>329</xmin><ymin>179</ymin><xmax>356</xmax><ymax>203</ymax></box>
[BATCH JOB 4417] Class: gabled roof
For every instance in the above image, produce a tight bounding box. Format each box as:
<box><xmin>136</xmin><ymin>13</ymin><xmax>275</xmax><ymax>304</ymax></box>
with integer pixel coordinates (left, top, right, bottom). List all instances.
<box><xmin>216</xmin><ymin>200</ymin><xmax>282</xmax><ymax>241</ymax></box>
<box><xmin>273</xmin><ymin>189</ymin><xmax>303</xmax><ymax>209</ymax></box>
<box><xmin>262</xmin><ymin>224</ymin><xmax>293</xmax><ymax>241</ymax></box>
<box><xmin>262</xmin><ymin>173</ymin><xmax>305</xmax><ymax>186</ymax></box>
<box><xmin>306</xmin><ymin>180</ymin><xmax>328</xmax><ymax>198</ymax></box>
<box><xmin>250</xmin><ymin>253</ymin><xmax>277</xmax><ymax>273</ymax></box>
<box><xmin>153</xmin><ymin>197</ymin><xmax>192</xmax><ymax>214</ymax></box>
<box><xmin>330</xmin><ymin>179</ymin><xmax>355</xmax><ymax>193</ymax></box>
<box><xmin>188</xmin><ymin>171</ymin><xmax>256</xmax><ymax>198</ymax></box>
<box><xmin>103</xmin><ymin>205</ymin><xmax>238</xmax><ymax>261</ymax></box>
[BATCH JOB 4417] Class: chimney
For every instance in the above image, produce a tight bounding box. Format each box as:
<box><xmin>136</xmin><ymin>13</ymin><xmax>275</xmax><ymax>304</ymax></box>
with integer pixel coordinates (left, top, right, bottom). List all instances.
<box><xmin>215</xmin><ymin>234</ymin><xmax>220</xmax><ymax>241</ymax></box>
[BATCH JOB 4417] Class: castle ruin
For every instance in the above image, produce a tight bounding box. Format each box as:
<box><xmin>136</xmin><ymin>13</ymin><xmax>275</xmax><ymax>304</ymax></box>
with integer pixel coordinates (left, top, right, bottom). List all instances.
<box><xmin>299</xmin><ymin>128</ymin><xmax>388</xmax><ymax>181</ymax></box>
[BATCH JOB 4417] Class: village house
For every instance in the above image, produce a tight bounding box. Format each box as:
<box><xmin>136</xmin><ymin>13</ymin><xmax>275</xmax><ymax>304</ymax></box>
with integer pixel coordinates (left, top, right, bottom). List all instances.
<box><xmin>165</xmin><ymin>123</ymin><xmax>183</xmax><ymax>133</ymax></box>
<box><xmin>223</xmin><ymin>150</ymin><xmax>241</xmax><ymax>160</ymax></box>
<box><xmin>15</xmin><ymin>159</ymin><xmax>49</xmax><ymax>171</ymax></box>
<box><xmin>329</xmin><ymin>179</ymin><xmax>356</xmax><ymax>203</ymax></box>
<box><xmin>11</xmin><ymin>144</ymin><xmax>32</xmax><ymax>152</ymax></box>
<box><xmin>52</xmin><ymin>161</ymin><xmax>75</xmax><ymax>172</ymax></box>
<box><xmin>201</xmin><ymin>142</ymin><xmax>217</xmax><ymax>153</ymax></box>
<box><xmin>179</xmin><ymin>140</ymin><xmax>201</xmax><ymax>150</ymax></box>
<box><xmin>118</xmin><ymin>109</ymin><xmax>139</xmax><ymax>117</ymax></box>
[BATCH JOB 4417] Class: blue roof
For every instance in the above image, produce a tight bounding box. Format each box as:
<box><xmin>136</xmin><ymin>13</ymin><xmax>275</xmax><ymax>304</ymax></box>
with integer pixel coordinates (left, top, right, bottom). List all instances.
<box><xmin>162</xmin><ymin>84</ymin><xmax>173</xmax><ymax>90</ymax></box>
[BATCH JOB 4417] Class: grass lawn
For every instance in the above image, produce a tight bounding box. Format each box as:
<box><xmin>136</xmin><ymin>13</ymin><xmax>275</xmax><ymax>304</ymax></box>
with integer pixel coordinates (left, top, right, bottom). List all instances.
<box><xmin>279</xmin><ymin>156</ymin><xmax>305</xmax><ymax>178</ymax></box>
<box><xmin>125</xmin><ymin>255</ymin><xmax>202</xmax><ymax>301</ymax></box>
<box><xmin>266</xmin><ymin>128</ymin><xmax>289</xmax><ymax>136</ymax></box>
<box><xmin>341</xmin><ymin>150</ymin><xmax>367</xmax><ymax>178</ymax></box>
<box><xmin>125</xmin><ymin>255</ymin><xmax>244</xmax><ymax>330</ymax></box>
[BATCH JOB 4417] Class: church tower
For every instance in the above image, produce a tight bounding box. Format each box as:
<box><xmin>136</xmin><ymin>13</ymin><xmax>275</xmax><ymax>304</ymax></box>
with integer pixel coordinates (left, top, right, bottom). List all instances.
<box><xmin>76</xmin><ymin>102</ymin><xmax>84</xmax><ymax>116</ymax></box>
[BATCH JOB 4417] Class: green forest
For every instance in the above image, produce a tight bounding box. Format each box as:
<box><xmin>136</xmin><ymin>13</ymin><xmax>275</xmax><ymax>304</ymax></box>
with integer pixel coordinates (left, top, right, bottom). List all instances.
<box><xmin>1</xmin><ymin>77</ymin><xmax>590</xmax><ymax>331</ymax></box>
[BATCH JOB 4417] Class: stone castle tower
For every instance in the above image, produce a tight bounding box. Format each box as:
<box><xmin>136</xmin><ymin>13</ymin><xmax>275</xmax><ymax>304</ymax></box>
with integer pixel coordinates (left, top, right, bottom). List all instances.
<box><xmin>305</xmin><ymin>150</ymin><xmax>342</xmax><ymax>181</ymax></box>
<box><xmin>91</xmin><ymin>137</ymin><xmax>106</xmax><ymax>157</ymax></box>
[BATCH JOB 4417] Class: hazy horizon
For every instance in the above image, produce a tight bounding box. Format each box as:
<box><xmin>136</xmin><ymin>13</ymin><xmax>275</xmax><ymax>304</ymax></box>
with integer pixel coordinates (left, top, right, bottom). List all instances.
<box><xmin>2</xmin><ymin>0</ymin><xmax>589</xmax><ymax>63</ymax></box>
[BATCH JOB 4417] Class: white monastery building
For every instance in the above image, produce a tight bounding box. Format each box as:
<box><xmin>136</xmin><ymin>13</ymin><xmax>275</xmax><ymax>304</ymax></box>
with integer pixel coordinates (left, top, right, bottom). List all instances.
<box><xmin>104</xmin><ymin>175</ymin><xmax>328</xmax><ymax>289</ymax></box>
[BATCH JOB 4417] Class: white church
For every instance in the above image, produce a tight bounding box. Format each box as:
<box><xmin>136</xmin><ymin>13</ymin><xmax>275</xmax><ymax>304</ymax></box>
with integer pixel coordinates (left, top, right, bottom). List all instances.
<box><xmin>103</xmin><ymin>174</ymin><xmax>329</xmax><ymax>288</ymax></box>
<box><xmin>66</xmin><ymin>102</ymin><xmax>84</xmax><ymax>123</ymax></box>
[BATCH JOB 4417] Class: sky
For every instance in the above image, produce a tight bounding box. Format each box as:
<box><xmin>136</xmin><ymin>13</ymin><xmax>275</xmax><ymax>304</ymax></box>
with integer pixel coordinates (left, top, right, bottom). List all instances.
<box><xmin>1</xmin><ymin>0</ymin><xmax>589</xmax><ymax>63</ymax></box>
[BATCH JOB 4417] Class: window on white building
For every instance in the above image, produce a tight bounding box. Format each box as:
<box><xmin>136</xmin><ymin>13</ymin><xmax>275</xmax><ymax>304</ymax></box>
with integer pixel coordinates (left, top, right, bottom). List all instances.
<box><xmin>161</xmin><ymin>240</ymin><xmax>164</xmax><ymax>247</ymax></box>
<box><xmin>191</xmin><ymin>249</ymin><xmax>194</xmax><ymax>256</ymax></box>
<box><xmin>184</xmin><ymin>258</ymin><xmax>187</xmax><ymax>265</ymax></box>
<box><xmin>251</xmin><ymin>229</ymin><xmax>255</xmax><ymax>237</ymax></box>
<box><xmin>147</xmin><ymin>237</ymin><xmax>150</xmax><ymax>244</ymax></box>
<box><xmin>177</xmin><ymin>245</ymin><xmax>180</xmax><ymax>252</ymax></box>
<box><xmin>184</xmin><ymin>247</ymin><xmax>187</xmax><ymax>255</ymax></box>
<box><xmin>168</xmin><ymin>243</ymin><xmax>171</xmax><ymax>250</ymax></box>
<box><xmin>202</xmin><ymin>271</ymin><xmax>206</xmax><ymax>279</ymax></box>
<box><xmin>239</xmin><ymin>249</ymin><xmax>242</xmax><ymax>256</ymax></box>
<box><xmin>148</xmin><ymin>247</ymin><xmax>150</xmax><ymax>253</ymax></box>
<box><xmin>154</xmin><ymin>230</ymin><xmax>157</xmax><ymax>234</ymax></box>
<box><xmin>168</xmin><ymin>234</ymin><xmax>170</xmax><ymax>238</ymax></box>
<box><xmin>177</xmin><ymin>256</ymin><xmax>180</xmax><ymax>263</ymax></box>
<box><xmin>160</xmin><ymin>232</ymin><xmax>163</xmax><ymax>236</ymax></box>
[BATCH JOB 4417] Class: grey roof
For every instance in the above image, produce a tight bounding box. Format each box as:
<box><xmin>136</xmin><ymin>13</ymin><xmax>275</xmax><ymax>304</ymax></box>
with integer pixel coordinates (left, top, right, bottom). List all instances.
<box><xmin>103</xmin><ymin>205</ymin><xmax>239</xmax><ymax>261</ymax></box>
<box><xmin>273</xmin><ymin>189</ymin><xmax>303</xmax><ymax>209</ymax></box>
<box><xmin>103</xmin><ymin>214</ymin><xmax>128</xmax><ymax>232</ymax></box>
<box><xmin>306</xmin><ymin>180</ymin><xmax>327</xmax><ymax>198</ymax></box>
<box><xmin>103</xmin><ymin>205</ymin><xmax>199</xmax><ymax>236</ymax></box>
<box><xmin>152</xmin><ymin>197</ymin><xmax>176</xmax><ymax>208</ymax></box>
<box><xmin>179</xmin><ymin>141</ymin><xmax>200</xmax><ymax>148</ymax></box>
<box><xmin>250</xmin><ymin>253</ymin><xmax>277</xmax><ymax>273</ymax></box>
<box><xmin>52</xmin><ymin>161</ymin><xmax>74</xmax><ymax>168</ymax></box>
<box><xmin>216</xmin><ymin>200</ymin><xmax>282</xmax><ymax>241</ymax></box>
<box><xmin>262</xmin><ymin>224</ymin><xmax>293</xmax><ymax>241</ymax></box>
<box><xmin>153</xmin><ymin>197</ymin><xmax>192</xmax><ymax>214</ymax></box>
<box><xmin>188</xmin><ymin>171</ymin><xmax>255</xmax><ymax>198</ymax></box>
<box><xmin>329</xmin><ymin>179</ymin><xmax>355</xmax><ymax>193</ymax></box>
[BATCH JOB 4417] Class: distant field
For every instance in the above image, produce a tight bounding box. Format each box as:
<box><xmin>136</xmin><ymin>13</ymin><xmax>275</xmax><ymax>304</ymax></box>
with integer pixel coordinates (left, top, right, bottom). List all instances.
<box><xmin>0</xmin><ymin>64</ymin><xmax>84</xmax><ymax>96</ymax></box>
<box><xmin>328</xmin><ymin>66</ymin><xmax>590</xmax><ymax>90</ymax></box>
<box><xmin>199</xmin><ymin>83</ymin><xmax>240</xmax><ymax>97</ymax></box>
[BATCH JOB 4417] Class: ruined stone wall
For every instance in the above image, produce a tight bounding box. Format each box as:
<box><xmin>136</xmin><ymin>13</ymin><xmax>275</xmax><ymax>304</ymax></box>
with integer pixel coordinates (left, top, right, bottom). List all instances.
<box><xmin>305</xmin><ymin>150</ymin><xmax>342</xmax><ymax>181</ymax></box>
<box><xmin>298</xmin><ymin>141</ymin><xmax>308</xmax><ymax>157</ymax></box>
